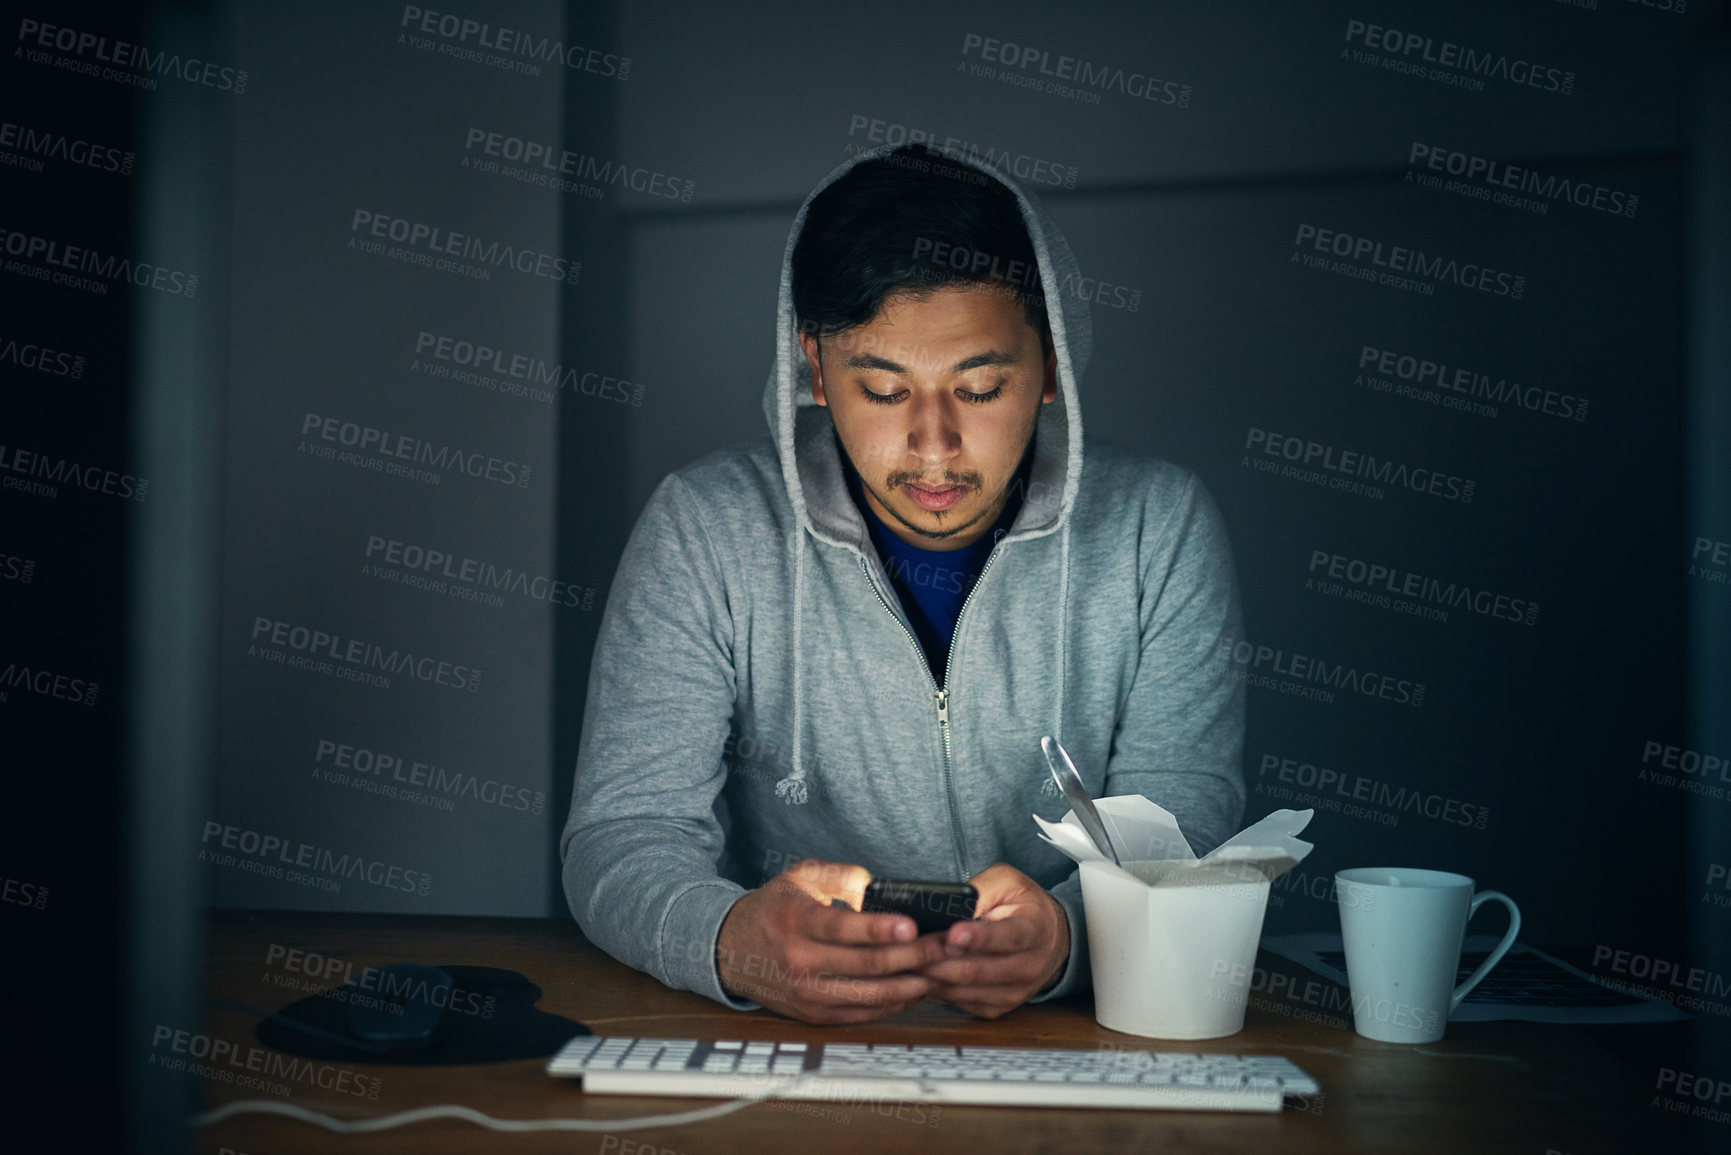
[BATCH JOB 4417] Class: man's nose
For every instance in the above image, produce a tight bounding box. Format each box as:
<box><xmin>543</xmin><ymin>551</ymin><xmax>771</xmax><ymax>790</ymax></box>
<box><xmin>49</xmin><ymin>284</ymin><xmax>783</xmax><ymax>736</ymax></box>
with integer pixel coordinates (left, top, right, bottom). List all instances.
<box><xmin>904</xmin><ymin>393</ymin><xmax>962</xmax><ymax>466</ymax></box>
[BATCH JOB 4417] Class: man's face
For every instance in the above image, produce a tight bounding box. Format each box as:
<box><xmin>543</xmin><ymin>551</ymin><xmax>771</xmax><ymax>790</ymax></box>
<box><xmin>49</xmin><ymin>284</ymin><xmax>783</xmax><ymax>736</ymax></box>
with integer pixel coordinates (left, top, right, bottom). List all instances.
<box><xmin>800</xmin><ymin>284</ymin><xmax>1057</xmax><ymax>552</ymax></box>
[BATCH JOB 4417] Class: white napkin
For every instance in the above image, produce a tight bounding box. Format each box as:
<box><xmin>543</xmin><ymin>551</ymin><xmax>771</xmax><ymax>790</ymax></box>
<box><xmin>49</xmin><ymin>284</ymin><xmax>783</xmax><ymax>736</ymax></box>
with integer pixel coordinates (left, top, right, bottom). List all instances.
<box><xmin>1034</xmin><ymin>796</ymin><xmax>1313</xmax><ymax>884</ymax></box>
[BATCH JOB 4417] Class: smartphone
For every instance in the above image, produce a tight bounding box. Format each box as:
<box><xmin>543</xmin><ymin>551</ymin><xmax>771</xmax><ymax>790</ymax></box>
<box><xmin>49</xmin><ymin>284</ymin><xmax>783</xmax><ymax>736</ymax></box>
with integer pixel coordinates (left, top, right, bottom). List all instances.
<box><xmin>860</xmin><ymin>878</ymin><xmax>978</xmax><ymax>935</ymax></box>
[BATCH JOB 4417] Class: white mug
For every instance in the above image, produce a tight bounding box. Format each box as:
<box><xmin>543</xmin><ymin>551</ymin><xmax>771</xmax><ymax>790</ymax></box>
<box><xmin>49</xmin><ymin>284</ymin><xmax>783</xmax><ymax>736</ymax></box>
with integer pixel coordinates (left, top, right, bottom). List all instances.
<box><xmin>1333</xmin><ymin>867</ymin><xmax>1521</xmax><ymax>1044</ymax></box>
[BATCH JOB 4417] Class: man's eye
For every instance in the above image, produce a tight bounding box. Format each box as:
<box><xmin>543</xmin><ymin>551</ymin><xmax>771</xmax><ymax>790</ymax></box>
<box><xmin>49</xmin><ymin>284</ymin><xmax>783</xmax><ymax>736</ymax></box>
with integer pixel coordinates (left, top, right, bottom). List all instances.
<box><xmin>856</xmin><ymin>383</ymin><xmax>1002</xmax><ymax>405</ymax></box>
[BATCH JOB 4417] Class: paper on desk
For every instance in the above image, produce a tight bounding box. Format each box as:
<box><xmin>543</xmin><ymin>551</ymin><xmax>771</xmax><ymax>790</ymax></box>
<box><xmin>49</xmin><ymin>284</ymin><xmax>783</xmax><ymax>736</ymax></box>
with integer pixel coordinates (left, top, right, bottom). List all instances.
<box><xmin>1033</xmin><ymin>796</ymin><xmax>1314</xmax><ymax>884</ymax></box>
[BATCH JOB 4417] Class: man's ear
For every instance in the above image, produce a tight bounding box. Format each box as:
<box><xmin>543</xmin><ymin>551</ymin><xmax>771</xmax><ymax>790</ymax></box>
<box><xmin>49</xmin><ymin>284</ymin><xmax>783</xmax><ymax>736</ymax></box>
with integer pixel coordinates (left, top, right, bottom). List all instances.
<box><xmin>1041</xmin><ymin>327</ymin><xmax>1058</xmax><ymax>404</ymax></box>
<box><xmin>799</xmin><ymin>331</ymin><xmax>827</xmax><ymax>407</ymax></box>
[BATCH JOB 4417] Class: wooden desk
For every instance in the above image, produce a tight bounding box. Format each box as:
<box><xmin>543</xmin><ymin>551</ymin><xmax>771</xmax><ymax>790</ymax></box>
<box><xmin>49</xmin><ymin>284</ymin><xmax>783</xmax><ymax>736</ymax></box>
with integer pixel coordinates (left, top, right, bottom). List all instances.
<box><xmin>192</xmin><ymin>911</ymin><xmax>1700</xmax><ymax>1154</ymax></box>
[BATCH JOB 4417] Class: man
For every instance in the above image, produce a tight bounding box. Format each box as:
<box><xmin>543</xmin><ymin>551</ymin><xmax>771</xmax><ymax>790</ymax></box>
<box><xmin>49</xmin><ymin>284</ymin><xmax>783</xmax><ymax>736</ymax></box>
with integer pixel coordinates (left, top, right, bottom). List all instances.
<box><xmin>561</xmin><ymin>143</ymin><xmax>1245</xmax><ymax>1025</ymax></box>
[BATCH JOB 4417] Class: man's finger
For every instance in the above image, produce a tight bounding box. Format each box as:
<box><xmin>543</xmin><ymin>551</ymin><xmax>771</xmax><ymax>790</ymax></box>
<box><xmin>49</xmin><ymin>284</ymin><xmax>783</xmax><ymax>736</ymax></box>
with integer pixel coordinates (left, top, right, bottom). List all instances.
<box><xmin>932</xmin><ymin>993</ymin><xmax>1021</xmax><ymax>1020</ymax></box>
<box><xmin>725</xmin><ymin>956</ymin><xmax>931</xmax><ymax>1009</ymax></box>
<box><xmin>965</xmin><ymin>863</ymin><xmax>1024</xmax><ymax>905</ymax></box>
<box><xmin>800</xmin><ymin>931</ymin><xmax>950</xmax><ymax>979</ymax></box>
<box><xmin>783</xmin><ymin>859</ymin><xmax>871</xmax><ymax>908</ymax></box>
<box><xmin>928</xmin><ymin>978</ymin><xmax>1033</xmax><ymax>1003</ymax></box>
<box><xmin>919</xmin><ymin>952</ymin><xmax>1040</xmax><ymax>988</ymax></box>
<box><xmin>943</xmin><ymin>912</ymin><xmax>1042</xmax><ymax>956</ymax></box>
<box><xmin>807</xmin><ymin>903</ymin><xmax>920</xmax><ymax>946</ymax></box>
<box><xmin>966</xmin><ymin>863</ymin><xmax>1051</xmax><ymax>918</ymax></box>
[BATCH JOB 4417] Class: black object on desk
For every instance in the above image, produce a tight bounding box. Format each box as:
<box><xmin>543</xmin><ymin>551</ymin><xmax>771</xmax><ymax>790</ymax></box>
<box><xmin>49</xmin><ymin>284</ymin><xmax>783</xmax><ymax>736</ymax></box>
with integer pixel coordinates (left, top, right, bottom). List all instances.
<box><xmin>255</xmin><ymin>963</ymin><xmax>588</xmax><ymax>1065</ymax></box>
<box><xmin>344</xmin><ymin>962</ymin><xmax>453</xmax><ymax>1052</ymax></box>
<box><xmin>862</xmin><ymin>878</ymin><xmax>979</xmax><ymax>935</ymax></box>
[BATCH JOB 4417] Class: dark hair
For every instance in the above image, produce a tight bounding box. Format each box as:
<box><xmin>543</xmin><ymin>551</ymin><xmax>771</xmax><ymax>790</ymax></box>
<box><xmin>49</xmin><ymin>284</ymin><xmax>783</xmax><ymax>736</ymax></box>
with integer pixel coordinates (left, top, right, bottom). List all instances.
<box><xmin>792</xmin><ymin>144</ymin><xmax>1047</xmax><ymax>338</ymax></box>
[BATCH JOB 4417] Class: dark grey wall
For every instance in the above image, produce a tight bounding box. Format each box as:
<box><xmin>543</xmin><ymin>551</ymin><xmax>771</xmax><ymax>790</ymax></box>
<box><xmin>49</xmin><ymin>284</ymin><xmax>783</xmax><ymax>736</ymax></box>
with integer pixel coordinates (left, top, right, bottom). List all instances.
<box><xmin>209</xmin><ymin>1</ymin><xmax>609</xmax><ymax>915</ymax></box>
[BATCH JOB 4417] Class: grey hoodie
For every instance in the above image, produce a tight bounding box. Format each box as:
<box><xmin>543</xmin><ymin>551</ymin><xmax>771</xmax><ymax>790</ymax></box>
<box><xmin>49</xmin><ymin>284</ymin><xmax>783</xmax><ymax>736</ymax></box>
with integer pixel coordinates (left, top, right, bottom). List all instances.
<box><xmin>560</xmin><ymin>143</ymin><xmax>1245</xmax><ymax>1009</ymax></box>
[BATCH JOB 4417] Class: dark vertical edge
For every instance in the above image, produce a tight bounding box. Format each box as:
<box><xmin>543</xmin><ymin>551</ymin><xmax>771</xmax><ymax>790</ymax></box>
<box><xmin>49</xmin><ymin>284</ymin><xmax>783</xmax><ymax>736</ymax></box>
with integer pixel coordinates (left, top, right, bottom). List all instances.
<box><xmin>1689</xmin><ymin>5</ymin><xmax>1731</xmax><ymax>1147</ymax></box>
<box><xmin>549</xmin><ymin>0</ymin><xmax>632</xmax><ymax>917</ymax></box>
<box><xmin>123</xmin><ymin>1</ymin><xmax>229</xmax><ymax>1150</ymax></box>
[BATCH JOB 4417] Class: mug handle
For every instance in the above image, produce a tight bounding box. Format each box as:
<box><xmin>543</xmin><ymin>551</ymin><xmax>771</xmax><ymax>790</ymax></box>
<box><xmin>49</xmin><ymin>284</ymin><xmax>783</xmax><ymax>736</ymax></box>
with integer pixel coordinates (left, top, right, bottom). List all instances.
<box><xmin>1449</xmin><ymin>890</ymin><xmax>1521</xmax><ymax>1015</ymax></box>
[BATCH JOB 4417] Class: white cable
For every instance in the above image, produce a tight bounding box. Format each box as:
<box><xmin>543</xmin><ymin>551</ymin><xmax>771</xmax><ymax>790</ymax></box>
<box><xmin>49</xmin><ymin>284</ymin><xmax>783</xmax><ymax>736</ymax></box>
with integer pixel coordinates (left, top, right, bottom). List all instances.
<box><xmin>190</xmin><ymin>1073</ymin><xmax>820</xmax><ymax>1134</ymax></box>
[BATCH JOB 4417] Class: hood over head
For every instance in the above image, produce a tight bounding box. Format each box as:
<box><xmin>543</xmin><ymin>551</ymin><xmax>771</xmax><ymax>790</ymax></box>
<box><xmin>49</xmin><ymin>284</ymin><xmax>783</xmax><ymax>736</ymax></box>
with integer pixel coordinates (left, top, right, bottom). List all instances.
<box><xmin>762</xmin><ymin>143</ymin><xmax>1091</xmax><ymax>550</ymax></box>
<box><xmin>760</xmin><ymin>144</ymin><xmax>1093</xmax><ymax>808</ymax></box>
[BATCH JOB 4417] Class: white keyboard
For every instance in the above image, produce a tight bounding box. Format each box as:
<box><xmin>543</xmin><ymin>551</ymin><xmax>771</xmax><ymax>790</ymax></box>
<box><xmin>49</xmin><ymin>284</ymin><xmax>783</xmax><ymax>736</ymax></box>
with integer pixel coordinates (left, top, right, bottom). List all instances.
<box><xmin>546</xmin><ymin>1036</ymin><xmax>1320</xmax><ymax>1112</ymax></box>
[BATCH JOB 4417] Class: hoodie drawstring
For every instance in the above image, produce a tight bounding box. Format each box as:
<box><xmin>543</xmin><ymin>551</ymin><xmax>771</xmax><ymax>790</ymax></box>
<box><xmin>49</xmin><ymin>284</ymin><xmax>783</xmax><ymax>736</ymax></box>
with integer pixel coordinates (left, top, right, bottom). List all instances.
<box><xmin>1057</xmin><ymin>517</ymin><xmax>1071</xmax><ymax>755</ymax></box>
<box><xmin>776</xmin><ymin>529</ymin><xmax>810</xmax><ymax>805</ymax></box>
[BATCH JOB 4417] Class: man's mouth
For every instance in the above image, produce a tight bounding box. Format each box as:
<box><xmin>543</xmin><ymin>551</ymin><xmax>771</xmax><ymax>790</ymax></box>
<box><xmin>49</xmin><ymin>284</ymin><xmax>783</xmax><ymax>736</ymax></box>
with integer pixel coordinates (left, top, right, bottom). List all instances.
<box><xmin>905</xmin><ymin>482</ymin><xmax>966</xmax><ymax>512</ymax></box>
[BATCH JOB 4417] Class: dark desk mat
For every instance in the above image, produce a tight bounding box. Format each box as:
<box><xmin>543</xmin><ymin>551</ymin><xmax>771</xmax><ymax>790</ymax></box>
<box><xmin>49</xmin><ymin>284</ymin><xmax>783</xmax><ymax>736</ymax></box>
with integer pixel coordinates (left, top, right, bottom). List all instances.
<box><xmin>255</xmin><ymin>964</ymin><xmax>589</xmax><ymax>1066</ymax></box>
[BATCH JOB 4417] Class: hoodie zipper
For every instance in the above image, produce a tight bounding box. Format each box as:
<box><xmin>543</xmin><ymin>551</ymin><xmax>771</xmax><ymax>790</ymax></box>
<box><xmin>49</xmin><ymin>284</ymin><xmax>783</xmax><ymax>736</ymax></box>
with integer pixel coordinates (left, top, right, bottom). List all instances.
<box><xmin>857</xmin><ymin>545</ymin><xmax>1005</xmax><ymax>881</ymax></box>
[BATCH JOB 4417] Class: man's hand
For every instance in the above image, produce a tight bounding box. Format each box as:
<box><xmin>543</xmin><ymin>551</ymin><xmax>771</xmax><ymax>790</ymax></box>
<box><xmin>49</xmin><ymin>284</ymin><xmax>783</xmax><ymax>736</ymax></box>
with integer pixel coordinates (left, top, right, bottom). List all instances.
<box><xmin>715</xmin><ymin>858</ymin><xmax>950</xmax><ymax>1025</ymax></box>
<box><xmin>919</xmin><ymin>863</ymin><xmax>1070</xmax><ymax>1019</ymax></box>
